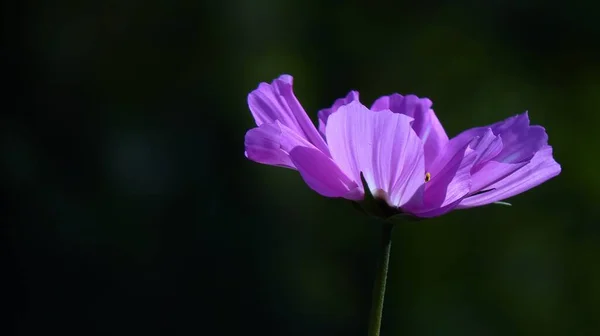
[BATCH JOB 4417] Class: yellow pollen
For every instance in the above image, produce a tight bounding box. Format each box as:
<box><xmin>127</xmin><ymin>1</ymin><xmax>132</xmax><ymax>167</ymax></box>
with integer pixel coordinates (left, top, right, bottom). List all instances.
<box><xmin>425</xmin><ymin>172</ymin><xmax>431</xmax><ymax>183</ymax></box>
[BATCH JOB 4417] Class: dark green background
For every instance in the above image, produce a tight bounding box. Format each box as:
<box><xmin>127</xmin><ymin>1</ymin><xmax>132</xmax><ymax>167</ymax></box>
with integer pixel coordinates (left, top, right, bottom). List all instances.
<box><xmin>5</xmin><ymin>0</ymin><xmax>599</xmax><ymax>335</ymax></box>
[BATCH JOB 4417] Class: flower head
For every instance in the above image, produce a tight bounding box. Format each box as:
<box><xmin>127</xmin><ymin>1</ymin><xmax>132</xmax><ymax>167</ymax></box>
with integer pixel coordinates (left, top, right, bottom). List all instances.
<box><xmin>244</xmin><ymin>75</ymin><xmax>561</xmax><ymax>219</ymax></box>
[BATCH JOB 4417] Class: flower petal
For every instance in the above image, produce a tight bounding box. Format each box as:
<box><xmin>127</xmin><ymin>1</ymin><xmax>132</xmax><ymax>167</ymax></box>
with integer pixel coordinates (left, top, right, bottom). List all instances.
<box><xmin>465</xmin><ymin>128</ymin><xmax>527</xmax><ymax>192</ymax></box>
<box><xmin>489</xmin><ymin>112</ymin><xmax>548</xmax><ymax>163</ymax></box>
<box><xmin>470</xmin><ymin>129</ymin><xmax>503</xmax><ymax>170</ymax></box>
<box><xmin>371</xmin><ymin>94</ymin><xmax>432</xmax><ymax>136</ymax></box>
<box><xmin>371</xmin><ymin>93</ymin><xmax>448</xmax><ymax>168</ymax></box>
<box><xmin>247</xmin><ymin>75</ymin><xmax>329</xmax><ymax>154</ymax></box>
<box><xmin>469</xmin><ymin>160</ymin><xmax>528</xmax><ymax>193</ymax></box>
<box><xmin>406</xmin><ymin>140</ymin><xmax>478</xmax><ymax>217</ymax></box>
<box><xmin>452</xmin><ymin>112</ymin><xmax>548</xmax><ymax>165</ymax></box>
<box><xmin>422</xmin><ymin>109</ymin><xmax>450</xmax><ymax>168</ymax></box>
<box><xmin>289</xmin><ymin>146</ymin><xmax>360</xmax><ymax>199</ymax></box>
<box><xmin>317</xmin><ymin>91</ymin><xmax>359</xmax><ymax>136</ymax></box>
<box><xmin>325</xmin><ymin>101</ymin><xmax>425</xmax><ymax>208</ymax></box>
<box><xmin>244</xmin><ymin>121</ymin><xmax>315</xmax><ymax>169</ymax></box>
<box><xmin>450</xmin><ymin>113</ymin><xmax>552</xmax><ymax>195</ymax></box>
<box><xmin>470</xmin><ymin>128</ymin><xmax>527</xmax><ymax>195</ymax></box>
<box><xmin>457</xmin><ymin>146</ymin><xmax>561</xmax><ymax>208</ymax></box>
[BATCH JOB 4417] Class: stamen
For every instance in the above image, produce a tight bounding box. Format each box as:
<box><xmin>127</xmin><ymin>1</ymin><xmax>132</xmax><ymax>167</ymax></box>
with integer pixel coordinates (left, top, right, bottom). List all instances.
<box><xmin>425</xmin><ymin>172</ymin><xmax>431</xmax><ymax>183</ymax></box>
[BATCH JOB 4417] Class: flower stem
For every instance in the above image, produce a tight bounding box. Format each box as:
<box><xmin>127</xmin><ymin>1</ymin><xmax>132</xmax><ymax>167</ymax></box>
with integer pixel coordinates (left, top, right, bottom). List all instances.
<box><xmin>368</xmin><ymin>222</ymin><xmax>395</xmax><ymax>336</ymax></box>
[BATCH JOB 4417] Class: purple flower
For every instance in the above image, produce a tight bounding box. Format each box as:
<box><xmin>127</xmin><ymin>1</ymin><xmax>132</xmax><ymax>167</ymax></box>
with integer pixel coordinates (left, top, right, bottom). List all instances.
<box><xmin>245</xmin><ymin>75</ymin><xmax>561</xmax><ymax>218</ymax></box>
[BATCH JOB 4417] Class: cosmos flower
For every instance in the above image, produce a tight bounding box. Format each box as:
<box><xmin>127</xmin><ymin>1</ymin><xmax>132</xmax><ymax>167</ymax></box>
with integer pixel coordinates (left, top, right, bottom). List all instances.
<box><xmin>244</xmin><ymin>75</ymin><xmax>561</xmax><ymax>218</ymax></box>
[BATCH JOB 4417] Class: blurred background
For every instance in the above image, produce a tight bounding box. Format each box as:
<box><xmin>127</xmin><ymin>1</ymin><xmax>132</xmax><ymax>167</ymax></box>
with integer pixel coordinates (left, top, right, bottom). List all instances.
<box><xmin>4</xmin><ymin>0</ymin><xmax>600</xmax><ymax>335</ymax></box>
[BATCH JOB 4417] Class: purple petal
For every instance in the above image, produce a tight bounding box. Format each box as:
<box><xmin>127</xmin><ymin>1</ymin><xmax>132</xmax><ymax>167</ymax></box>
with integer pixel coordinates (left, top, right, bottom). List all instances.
<box><xmin>470</xmin><ymin>129</ymin><xmax>503</xmax><ymax>171</ymax></box>
<box><xmin>453</xmin><ymin>112</ymin><xmax>548</xmax><ymax>165</ymax></box>
<box><xmin>406</xmin><ymin>139</ymin><xmax>478</xmax><ymax>217</ymax></box>
<box><xmin>325</xmin><ymin>101</ymin><xmax>425</xmax><ymax>208</ymax></box>
<box><xmin>289</xmin><ymin>146</ymin><xmax>360</xmax><ymax>199</ymax></box>
<box><xmin>463</xmin><ymin>128</ymin><xmax>529</xmax><ymax>192</ymax></box>
<box><xmin>317</xmin><ymin>91</ymin><xmax>359</xmax><ymax>136</ymax></box>
<box><xmin>371</xmin><ymin>94</ymin><xmax>432</xmax><ymax>136</ymax></box>
<box><xmin>422</xmin><ymin>109</ymin><xmax>450</xmax><ymax>169</ymax></box>
<box><xmin>450</xmin><ymin>113</ymin><xmax>552</xmax><ymax>195</ymax></box>
<box><xmin>465</xmin><ymin>128</ymin><xmax>525</xmax><ymax>191</ymax></box>
<box><xmin>457</xmin><ymin>146</ymin><xmax>561</xmax><ymax>208</ymax></box>
<box><xmin>489</xmin><ymin>112</ymin><xmax>548</xmax><ymax>163</ymax></box>
<box><xmin>247</xmin><ymin>75</ymin><xmax>329</xmax><ymax>154</ymax></box>
<box><xmin>244</xmin><ymin>121</ymin><xmax>315</xmax><ymax>169</ymax></box>
<box><xmin>371</xmin><ymin>93</ymin><xmax>448</xmax><ymax>168</ymax></box>
<box><xmin>469</xmin><ymin>160</ymin><xmax>528</xmax><ymax>192</ymax></box>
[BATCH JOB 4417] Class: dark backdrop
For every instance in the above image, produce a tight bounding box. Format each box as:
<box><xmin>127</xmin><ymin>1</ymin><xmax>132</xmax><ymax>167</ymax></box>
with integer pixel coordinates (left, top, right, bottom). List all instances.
<box><xmin>5</xmin><ymin>0</ymin><xmax>600</xmax><ymax>335</ymax></box>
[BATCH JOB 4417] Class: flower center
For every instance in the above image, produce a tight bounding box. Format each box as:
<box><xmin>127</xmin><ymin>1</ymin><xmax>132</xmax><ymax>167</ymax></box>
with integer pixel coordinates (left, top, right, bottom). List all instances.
<box><xmin>425</xmin><ymin>172</ymin><xmax>431</xmax><ymax>183</ymax></box>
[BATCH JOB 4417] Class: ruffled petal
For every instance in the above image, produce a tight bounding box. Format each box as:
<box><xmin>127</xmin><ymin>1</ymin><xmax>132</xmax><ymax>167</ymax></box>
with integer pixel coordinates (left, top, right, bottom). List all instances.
<box><xmin>422</xmin><ymin>109</ymin><xmax>450</xmax><ymax>169</ymax></box>
<box><xmin>325</xmin><ymin>101</ymin><xmax>425</xmax><ymax>208</ymax></box>
<box><xmin>289</xmin><ymin>147</ymin><xmax>360</xmax><ymax>199</ymax></box>
<box><xmin>371</xmin><ymin>93</ymin><xmax>448</xmax><ymax>168</ymax></box>
<box><xmin>452</xmin><ymin>113</ymin><xmax>552</xmax><ymax>196</ymax></box>
<box><xmin>405</xmin><ymin>139</ymin><xmax>477</xmax><ymax>217</ymax></box>
<box><xmin>466</xmin><ymin>128</ymin><xmax>525</xmax><ymax>192</ymax></box>
<box><xmin>371</xmin><ymin>94</ymin><xmax>432</xmax><ymax>137</ymax></box>
<box><xmin>247</xmin><ymin>75</ymin><xmax>329</xmax><ymax>154</ymax></box>
<box><xmin>452</xmin><ymin>112</ymin><xmax>548</xmax><ymax>165</ymax></box>
<box><xmin>488</xmin><ymin>112</ymin><xmax>548</xmax><ymax>163</ymax></box>
<box><xmin>317</xmin><ymin>91</ymin><xmax>359</xmax><ymax>137</ymax></box>
<box><xmin>470</xmin><ymin>129</ymin><xmax>503</xmax><ymax>170</ymax></box>
<box><xmin>457</xmin><ymin>146</ymin><xmax>561</xmax><ymax>208</ymax></box>
<box><xmin>244</xmin><ymin>121</ymin><xmax>315</xmax><ymax>169</ymax></box>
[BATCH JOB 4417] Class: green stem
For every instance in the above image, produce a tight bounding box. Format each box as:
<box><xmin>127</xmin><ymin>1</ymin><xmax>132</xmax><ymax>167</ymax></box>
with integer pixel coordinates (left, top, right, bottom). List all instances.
<box><xmin>368</xmin><ymin>222</ymin><xmax>394</xmax><ymax>336</ymax></box>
